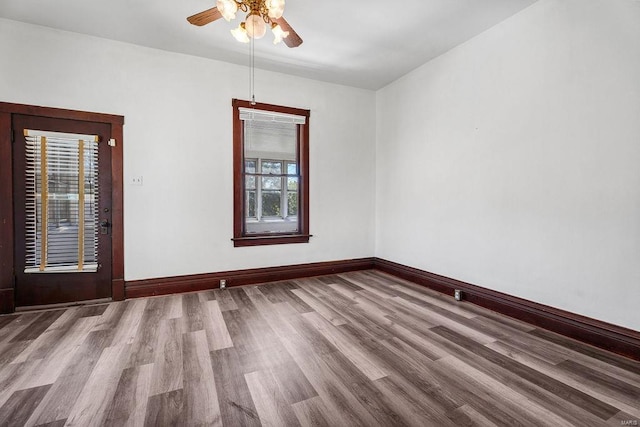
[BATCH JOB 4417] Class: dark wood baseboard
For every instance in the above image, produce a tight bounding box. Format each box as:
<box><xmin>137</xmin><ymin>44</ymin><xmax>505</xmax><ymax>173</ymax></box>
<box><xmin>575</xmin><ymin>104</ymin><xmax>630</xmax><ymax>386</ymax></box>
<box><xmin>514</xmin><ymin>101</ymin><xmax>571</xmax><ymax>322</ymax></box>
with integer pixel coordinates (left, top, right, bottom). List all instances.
<box><xmin>112</xmin><ymin>279</ymin><xmax>125</xmax><ymax>301</ymax></box>
<box><xmin>0</xmin><ymin>288</ymin><xmax>15</xmax><ymax>314</ymax></box>
<box><xmin>374</xmin><ymin>258</ymin><xmax>640</xmax><ymax>362</ymax></box>
<box><xmin>125</xmin><ymin>258</ymin><xmax>375</xmax><ymax>299</ymax></box>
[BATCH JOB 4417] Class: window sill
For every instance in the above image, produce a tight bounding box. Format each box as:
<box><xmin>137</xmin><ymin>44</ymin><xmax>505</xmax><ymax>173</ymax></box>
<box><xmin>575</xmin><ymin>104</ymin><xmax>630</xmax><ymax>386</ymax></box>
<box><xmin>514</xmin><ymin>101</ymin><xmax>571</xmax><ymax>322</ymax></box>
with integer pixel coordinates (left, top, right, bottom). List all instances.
<box><xmin>232</xmin><ymin>234</ymin><xmax>312</xmax><ymax>247</ymax></box>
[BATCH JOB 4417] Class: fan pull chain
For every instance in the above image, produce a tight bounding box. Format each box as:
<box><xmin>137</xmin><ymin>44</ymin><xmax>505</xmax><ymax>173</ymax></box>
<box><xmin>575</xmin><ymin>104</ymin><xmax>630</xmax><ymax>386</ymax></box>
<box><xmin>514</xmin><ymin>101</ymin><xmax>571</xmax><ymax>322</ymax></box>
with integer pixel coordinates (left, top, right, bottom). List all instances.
<box><xmin>250</xmin><ymin>36</ymin><xmax>256</xmax><ymax>105</ymax></box>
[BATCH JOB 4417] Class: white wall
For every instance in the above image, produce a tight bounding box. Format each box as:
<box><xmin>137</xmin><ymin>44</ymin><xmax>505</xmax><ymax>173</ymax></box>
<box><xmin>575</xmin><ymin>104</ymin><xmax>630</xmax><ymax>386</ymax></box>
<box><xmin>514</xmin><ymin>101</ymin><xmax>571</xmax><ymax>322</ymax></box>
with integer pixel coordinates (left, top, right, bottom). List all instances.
<box><xmin>0</xmin><ymin>18</ymin><xmax>376</xmax><ymax>281</ymax></box>
<box><xmin>376</xmin><ymin>0</ymin><xmax>640</xmax><ymax>330</ymax></box>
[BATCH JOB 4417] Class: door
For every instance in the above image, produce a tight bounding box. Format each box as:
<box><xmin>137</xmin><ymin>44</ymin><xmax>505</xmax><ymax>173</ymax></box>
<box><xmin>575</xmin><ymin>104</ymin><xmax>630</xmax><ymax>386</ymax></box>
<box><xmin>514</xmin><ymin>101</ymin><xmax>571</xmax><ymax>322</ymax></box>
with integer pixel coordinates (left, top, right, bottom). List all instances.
<box><xmin>12</xmin><ymin>114</ymin><xmax>113</xmax><ymax>306</ymax></box>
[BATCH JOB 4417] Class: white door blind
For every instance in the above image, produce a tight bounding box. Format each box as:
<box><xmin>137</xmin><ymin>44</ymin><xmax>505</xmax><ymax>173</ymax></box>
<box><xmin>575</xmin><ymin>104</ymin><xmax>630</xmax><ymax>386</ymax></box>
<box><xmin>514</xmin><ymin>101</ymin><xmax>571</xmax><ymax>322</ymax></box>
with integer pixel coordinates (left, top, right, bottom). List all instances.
<box><xmin>24</xmin><ymin>130</ymin><xmax>100</xmax><ymax>273</ymax></box>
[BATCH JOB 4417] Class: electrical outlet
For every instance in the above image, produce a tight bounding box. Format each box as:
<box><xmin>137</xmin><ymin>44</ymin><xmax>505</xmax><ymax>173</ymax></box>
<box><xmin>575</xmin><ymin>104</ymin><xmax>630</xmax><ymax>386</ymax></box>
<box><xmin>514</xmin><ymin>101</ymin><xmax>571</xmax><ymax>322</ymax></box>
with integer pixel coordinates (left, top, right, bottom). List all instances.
<box><xmin>454</xmin><ymin>289</ymin><xmax>462</xmax><ymax>301</ymax></box>
<box><xmin>219</xmin><ymin>279</ymin><xmax>227</xmax><ymax>289</ymax></box>
<box><xmin>131</xmin><ymin>176</ymin><xmax>143</xmax><ymax>186</ymax></box>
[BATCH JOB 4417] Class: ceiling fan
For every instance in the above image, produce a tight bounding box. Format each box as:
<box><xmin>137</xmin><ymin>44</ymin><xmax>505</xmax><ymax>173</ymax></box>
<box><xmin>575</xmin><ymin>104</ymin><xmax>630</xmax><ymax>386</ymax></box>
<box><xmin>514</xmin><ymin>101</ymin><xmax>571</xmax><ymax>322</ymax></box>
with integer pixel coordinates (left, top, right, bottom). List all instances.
<box><xmin>187</xmin><ymin>0</ymin><xmax>303</xmax><ymax>47</ymax></box>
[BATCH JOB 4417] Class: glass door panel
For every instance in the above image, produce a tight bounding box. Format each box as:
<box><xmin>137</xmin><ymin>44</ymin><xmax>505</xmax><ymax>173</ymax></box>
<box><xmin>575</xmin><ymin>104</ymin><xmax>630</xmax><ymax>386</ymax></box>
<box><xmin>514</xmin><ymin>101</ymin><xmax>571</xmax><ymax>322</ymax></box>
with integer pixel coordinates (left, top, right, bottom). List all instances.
<box><xmin>23</xmin><ymin>130</ymin><xmax>100</xmax><ymax>273</ymax></box>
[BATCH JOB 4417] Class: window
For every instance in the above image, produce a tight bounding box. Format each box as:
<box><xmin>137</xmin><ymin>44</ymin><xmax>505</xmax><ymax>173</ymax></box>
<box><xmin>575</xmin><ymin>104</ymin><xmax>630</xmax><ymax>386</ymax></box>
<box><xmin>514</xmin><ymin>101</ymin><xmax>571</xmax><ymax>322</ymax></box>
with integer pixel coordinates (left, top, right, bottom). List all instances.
<box><xmin>24</xmin><ymin>130</ymin><xmax>100</xmax><ymax>272</ymax></box>
<box><xmin>232</xmin><ymin>99</ymin><xmax>310</xmax><ymax>246</ymax></box>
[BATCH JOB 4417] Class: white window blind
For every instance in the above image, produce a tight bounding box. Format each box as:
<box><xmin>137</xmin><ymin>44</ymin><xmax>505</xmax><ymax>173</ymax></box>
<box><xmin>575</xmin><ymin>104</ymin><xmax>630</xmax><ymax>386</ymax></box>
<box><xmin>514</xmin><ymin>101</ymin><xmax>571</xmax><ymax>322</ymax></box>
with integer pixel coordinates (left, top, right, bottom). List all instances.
<box><xmin>242</xmin><ymin>108</ymin><xmax>300</xmax><ymax>162</ymax></box>
<box><xmin>24</xmin><ymin>129</ymin><xmax>100</xmax><ymax>273</ymax></box>
<box><xmin>239</xmin><ymin>107</ymin><xmax>306</xmax><ymax>124</ymax></box>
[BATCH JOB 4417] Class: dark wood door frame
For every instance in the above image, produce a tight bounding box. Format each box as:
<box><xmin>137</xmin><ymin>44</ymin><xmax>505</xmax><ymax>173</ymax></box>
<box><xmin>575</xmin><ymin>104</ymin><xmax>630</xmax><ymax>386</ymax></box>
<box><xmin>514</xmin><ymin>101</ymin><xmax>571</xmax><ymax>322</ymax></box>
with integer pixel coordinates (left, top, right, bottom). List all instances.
<box><xmin>0</xmin><ymin>102</ymin><xmax>125</xmax><ymax>313</ymax></box>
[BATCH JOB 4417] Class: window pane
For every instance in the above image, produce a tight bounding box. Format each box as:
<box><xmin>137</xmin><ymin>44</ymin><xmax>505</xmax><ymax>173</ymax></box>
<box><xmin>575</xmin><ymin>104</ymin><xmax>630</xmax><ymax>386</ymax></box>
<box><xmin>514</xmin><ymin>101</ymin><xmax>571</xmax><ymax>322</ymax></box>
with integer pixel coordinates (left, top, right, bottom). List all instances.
<box><xmin>287</xmin><ymin>176</ymin><xmax>298</xmax><ymax>191</ymax></box>
<box><xmin>262</xmin><ymin>191</ymin><xmax>281</xmax><ymax>216</ymax></box>
<box><xmin>245</xmin><ymin>174</ymin><xmax>256</xmax><ymax>190</ymax></box>
<box><xmin>287</xmin><ymin>162</ymin><xmax>297</xmax><ymax>175</ymax></box>
<box><xmin>262</xmin><ymin>161</ymin><xmax>282</xmax><ymax>175</ymax></box>
<box><xmin>246</xmin><ymin>191</ymin><xmax>256</xmax><ymax>217</ymax></box>
<box><xmin>262</xmin><ymin>176</ymin><xmax>281</xmax><ymax>190</ymax></box>
<box><xmin>245</xmin><ymin>160</ymin><xmax>256</xmax><ymax>173</ymax></box>
<box><xmin>288</xmin><ymin>192</ymin><xmax>298</xmax><ymax>216</ymax></box>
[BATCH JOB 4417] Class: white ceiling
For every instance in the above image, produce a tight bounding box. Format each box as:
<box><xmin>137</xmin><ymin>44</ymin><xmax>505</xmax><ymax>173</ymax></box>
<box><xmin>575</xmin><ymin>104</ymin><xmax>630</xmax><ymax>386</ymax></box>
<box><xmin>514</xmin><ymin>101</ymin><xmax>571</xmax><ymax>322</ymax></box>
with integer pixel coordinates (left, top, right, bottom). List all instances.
<box><xmin>0</xmin><ymin>0</ymin><xmax>538</xmax><ymax>90</ymax></box>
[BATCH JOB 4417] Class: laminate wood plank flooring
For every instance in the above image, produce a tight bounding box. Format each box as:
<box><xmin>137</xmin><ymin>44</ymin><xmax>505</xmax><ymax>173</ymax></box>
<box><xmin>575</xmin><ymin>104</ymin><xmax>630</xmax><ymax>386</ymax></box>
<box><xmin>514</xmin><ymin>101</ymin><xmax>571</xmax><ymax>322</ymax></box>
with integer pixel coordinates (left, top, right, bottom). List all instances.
<box><xmin>0</xmin><ymin>270</ymin><xmax>639</xmax><ymax>426</ymax></box>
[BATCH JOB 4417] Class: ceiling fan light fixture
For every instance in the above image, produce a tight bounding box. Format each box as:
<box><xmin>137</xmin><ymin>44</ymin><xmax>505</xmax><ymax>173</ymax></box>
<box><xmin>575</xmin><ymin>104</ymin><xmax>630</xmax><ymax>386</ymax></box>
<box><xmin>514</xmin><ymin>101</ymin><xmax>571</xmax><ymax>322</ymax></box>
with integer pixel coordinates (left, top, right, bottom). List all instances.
<box><xmin>187</xmin><ymin>0</ymin><xmax>301</xmax><ymax>47</ymax></box>
<box><xmin>245</xmin><ymin>12</ymin><xmax>267</xmax><ymax>39</ymax></box>
<box><xmin>231</xmin><ymin>22</ymin><xmax>250</xmax><ymax>43</ymax></box>
<box><xmin>271</xmin><ymin>23</ymin><xmax>289</xmax><ymax>44</ymax></box>
<box><xmin>216</xmin><ymin>0</ymin><xmax>238</xmax><ymax>22</ymax></box>
<box><xmin>266</xmin><ymin>0</ymin><xmax>285</xmax><ymax>19</ymax></box>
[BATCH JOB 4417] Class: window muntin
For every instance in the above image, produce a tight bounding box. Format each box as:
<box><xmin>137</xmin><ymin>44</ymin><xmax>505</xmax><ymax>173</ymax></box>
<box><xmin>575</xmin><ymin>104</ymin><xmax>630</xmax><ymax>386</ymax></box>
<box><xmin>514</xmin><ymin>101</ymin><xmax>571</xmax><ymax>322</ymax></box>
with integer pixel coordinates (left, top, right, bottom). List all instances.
<box><xmin>232</xmin><ymin>99</ymin><xmax>310</xmax><ymax>246</ymax></box>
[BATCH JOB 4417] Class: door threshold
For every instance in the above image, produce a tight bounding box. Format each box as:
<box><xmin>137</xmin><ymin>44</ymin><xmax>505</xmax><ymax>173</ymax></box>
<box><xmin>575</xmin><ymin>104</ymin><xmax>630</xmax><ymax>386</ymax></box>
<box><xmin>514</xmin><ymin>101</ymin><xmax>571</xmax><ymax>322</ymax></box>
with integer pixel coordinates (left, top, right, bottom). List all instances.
<box><xmin>15</xmin><ymin>297</ymin><xmax>113</xmax><ymax>313</ymax></box>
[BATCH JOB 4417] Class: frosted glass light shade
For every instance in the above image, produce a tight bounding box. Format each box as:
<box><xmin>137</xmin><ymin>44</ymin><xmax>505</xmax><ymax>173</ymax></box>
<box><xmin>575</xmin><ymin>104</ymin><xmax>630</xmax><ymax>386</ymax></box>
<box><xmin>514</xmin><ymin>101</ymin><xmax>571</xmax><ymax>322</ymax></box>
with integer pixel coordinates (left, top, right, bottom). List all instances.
<box><xmin>266</xmin><ymin>0</ymin><xmax>285</xmax><ymax>19</ymax></box>
<box><xmin>271</xmin><ymin>24</ymin><xmax>289</xmax><ymax>44</ymax></box>
<box><xmin>245</xmin><ymin>13</ymin><xmax>266</xmax><ymax>39</ymax></box>
<box><xmin>231</xmin><ymin>23</ymin><xmax>250</xmax><ymax>43</ymax></box>
<box><xmin>217</xmin><ymin>0</ymin><xmax>238</xmax><ymax>22</ymax></box>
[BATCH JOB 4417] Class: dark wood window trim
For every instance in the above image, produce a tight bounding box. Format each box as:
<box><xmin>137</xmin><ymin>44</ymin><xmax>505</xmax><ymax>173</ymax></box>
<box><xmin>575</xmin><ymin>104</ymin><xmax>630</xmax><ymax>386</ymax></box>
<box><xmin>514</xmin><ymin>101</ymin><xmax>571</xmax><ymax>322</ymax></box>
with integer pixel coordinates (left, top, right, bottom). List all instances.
<box><xmin>0</xmin><ymin>102</ymin><xmax>125</xmax><ymax>313</ymax></box>
<box><xmin>232</xmin><ymin>99</ymin><xmax>310</xmax><ymax>247</ymax></box>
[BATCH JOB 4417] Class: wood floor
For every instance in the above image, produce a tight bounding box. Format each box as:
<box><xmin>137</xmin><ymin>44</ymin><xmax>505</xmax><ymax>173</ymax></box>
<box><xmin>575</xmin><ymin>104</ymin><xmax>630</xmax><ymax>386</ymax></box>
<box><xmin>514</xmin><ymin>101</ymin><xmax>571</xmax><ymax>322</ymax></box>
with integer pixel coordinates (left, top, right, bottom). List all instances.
<box><xmin>0</xmin><ymin>270</ymin><xmax>639</xmax><ymax>426</ymax></box>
